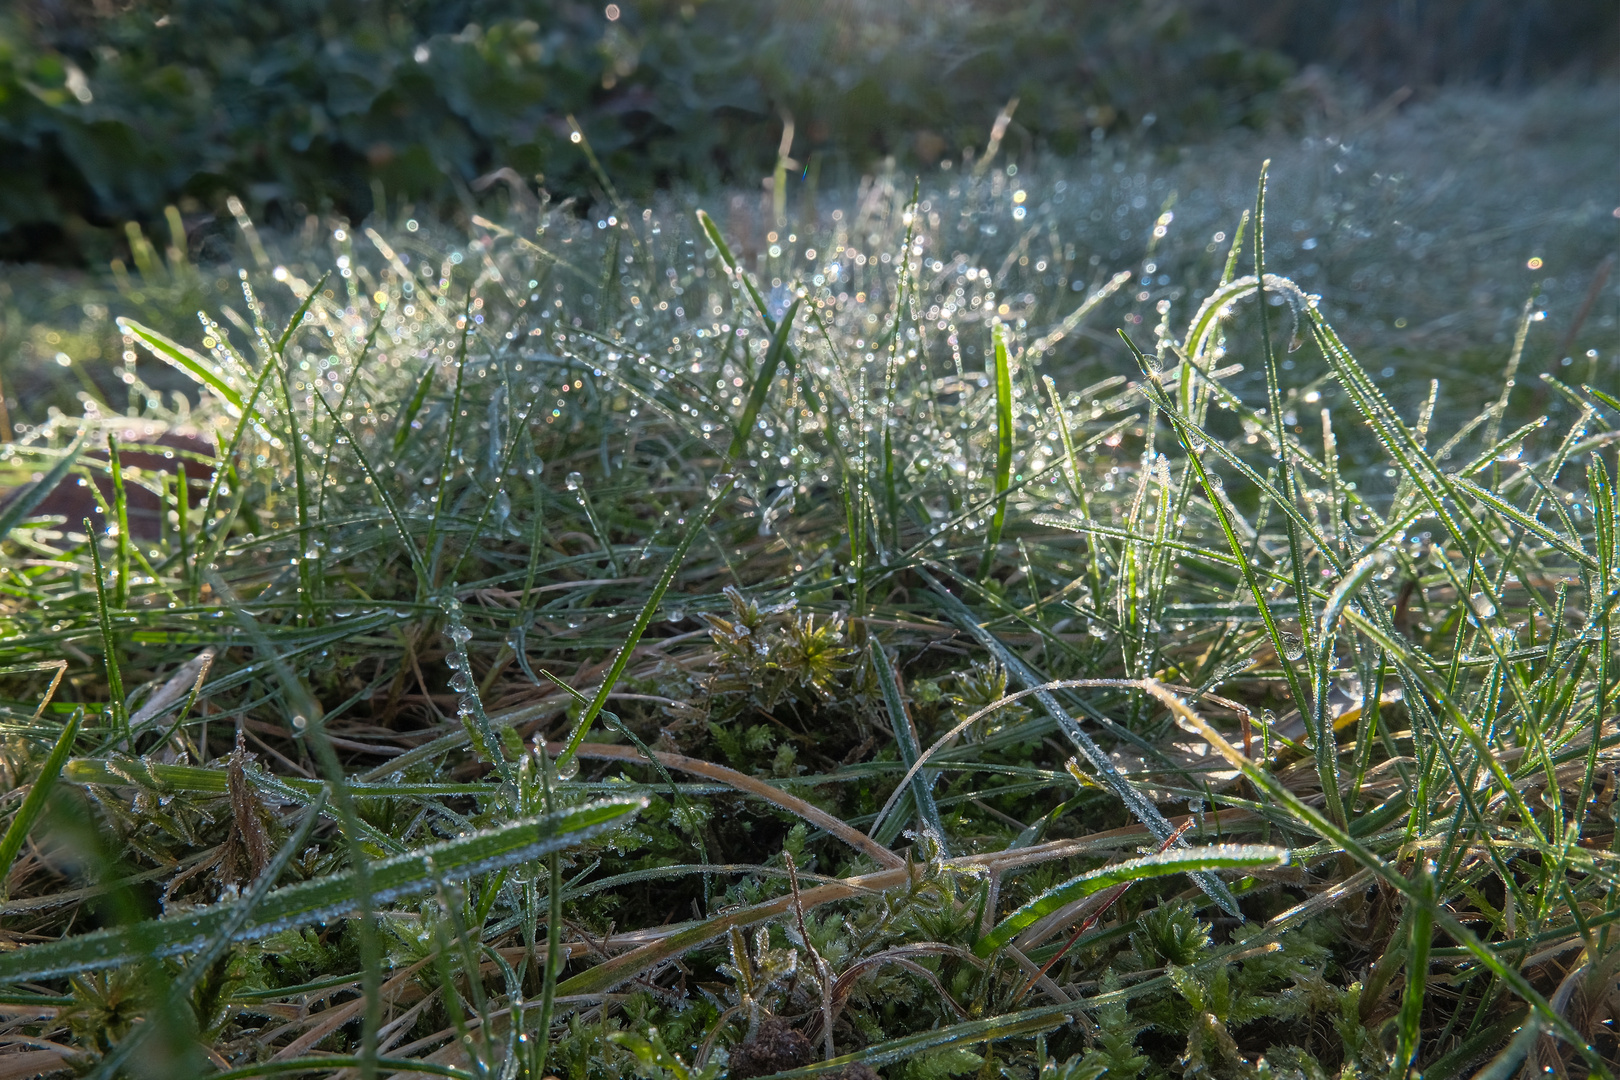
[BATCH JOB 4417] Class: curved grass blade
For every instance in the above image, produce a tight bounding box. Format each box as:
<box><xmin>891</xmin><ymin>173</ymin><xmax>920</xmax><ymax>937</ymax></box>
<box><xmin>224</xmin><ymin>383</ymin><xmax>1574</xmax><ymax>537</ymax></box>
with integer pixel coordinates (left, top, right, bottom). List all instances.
<box><xmin>697</xmin><ymin>209</ymin><xmax>773</xmax><ymax>330</ymax></box>
<box><xmin>0</xmin><ymin>429</ymin><xmax>90</xmax><ymax>545</ymax></box>
<box><xmin>393</xmin><ymin>360</ymin><xmax>438</xmax><ymax>455</ymax></box>
<box><xmin>974</xmin><ymin>845</ymin><xmax>1288</xmax><ymax>957</ymax></box>
<box><xmin>0</xmin><ymin>711</ymin><xmax>80</xmax><ymax>900</ymax></box>
<box><xmin>0</xmin><ymin>797</ymin><xmax>644</xmax><ymax>983</ymax></box>
<box><xmin>117</xmin><ymin>317</ymin><xmax>247</xmax><ymax>416</ymax></box>
<box><xmin>870</xmin><ymin>644</ymin><xmax>944</xmax><ymax>850</ymax></box>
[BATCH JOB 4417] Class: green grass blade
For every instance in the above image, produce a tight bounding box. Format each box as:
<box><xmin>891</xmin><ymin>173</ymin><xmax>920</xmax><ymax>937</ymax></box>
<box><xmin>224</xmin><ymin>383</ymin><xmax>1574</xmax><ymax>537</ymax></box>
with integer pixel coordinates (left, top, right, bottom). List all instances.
<box><xmin>117</xmin><ymin>317</ymin><xmax>246</xmax><ymax>415</ymax></box>
<box><xmin>0</xmin><ymin>711</ymin><xmax>80</xmax><ymax>900</ymax></box>
<box><xmin>869</xmin><ymin>644</ymin><xmax>945</xmax><ymax>848</ymax></box>
<box><xmin>554</xmin><ymin>477</ymin><xmax>736</xmax><ymax>771</ymax></box>
<box><xmin>727</xmin><ymin>298</ymin><xmax>800</xmax><ymax>464</ymax></box>
<box><xmin>1391</xmin><ymin>857</ymin><xmax>1435</xmax><ymax>1078</ymax></box>
<box><xmin>85</xmin><ymin>519</ymin><xmax>127</xmax><ymax>737</ymax></box>
<box><xmin>697</xmin><ymin>209</ymin><xmax>773</xmax><ymax>330</ymax></box>
<box><xmin>393</xmin><ymin>360</ymin><xmax>438</xmax><ymax>455</ymax></box>
<box><xmin>0</xmin><ymin>797</ymin><xmax>643</xmax><ymax>983</ymax></box>
<box><xmin>975</xmin><ymin>845</ymin><xmax>1288</xmax><ymax>956</ymax></box>
<box><xmin>978</xmin><ymin>322</ymin><xmax>1014</xmax><ymax>580</ymax></box>
<box><xmin>0</xmin><ymin>429</ymin><xmax>91</xmax><ymax>545</ymax></box>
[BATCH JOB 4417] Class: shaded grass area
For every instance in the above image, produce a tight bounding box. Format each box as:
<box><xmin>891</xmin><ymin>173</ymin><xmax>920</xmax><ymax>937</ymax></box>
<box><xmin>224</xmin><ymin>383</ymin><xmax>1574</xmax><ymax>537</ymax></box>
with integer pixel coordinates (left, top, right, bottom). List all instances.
<box><xmin>0</xmin><ymin>118</ymin><xmax>1616</xmax><ymax>1078</ymax></box>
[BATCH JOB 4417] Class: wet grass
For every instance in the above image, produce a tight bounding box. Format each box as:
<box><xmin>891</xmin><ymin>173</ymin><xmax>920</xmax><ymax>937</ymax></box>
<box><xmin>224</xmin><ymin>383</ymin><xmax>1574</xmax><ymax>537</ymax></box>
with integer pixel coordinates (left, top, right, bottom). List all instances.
<box><xmin>0</xmin><ymin>112</ymin><xmax>1616</xmax><ymax>1079</ymax></box>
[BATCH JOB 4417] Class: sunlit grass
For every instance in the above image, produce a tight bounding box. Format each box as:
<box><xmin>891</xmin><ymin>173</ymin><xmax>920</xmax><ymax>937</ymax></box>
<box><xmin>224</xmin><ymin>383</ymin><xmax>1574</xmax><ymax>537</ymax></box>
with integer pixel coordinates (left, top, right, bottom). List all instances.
<box><xmin>0</xmin><ymin>125</ymin><xmax>1615</xmax><ymax>1078</ymax></box>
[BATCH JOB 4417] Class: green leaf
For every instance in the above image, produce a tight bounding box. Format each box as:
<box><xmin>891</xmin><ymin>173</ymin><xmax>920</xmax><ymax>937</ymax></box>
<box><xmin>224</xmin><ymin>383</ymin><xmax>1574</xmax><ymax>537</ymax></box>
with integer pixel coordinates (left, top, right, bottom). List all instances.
<box><xmin>974</xmin><ymin>846</ymin><xmax>1288</xmax><ymax>957</ymax></box>
<box><xmin>0</xmin><ymin>429</ymin><xmax>91</xmax><ymax>545</ymax></box>
<box><xmin>0</xmin><ymin>797</ymin><xmax>643</xmax><ymax>982</ymax></box>
<box><xmin>117</xmin><ymin>317</ymin><xmax>246</xmax><ymax>415</ymax></box>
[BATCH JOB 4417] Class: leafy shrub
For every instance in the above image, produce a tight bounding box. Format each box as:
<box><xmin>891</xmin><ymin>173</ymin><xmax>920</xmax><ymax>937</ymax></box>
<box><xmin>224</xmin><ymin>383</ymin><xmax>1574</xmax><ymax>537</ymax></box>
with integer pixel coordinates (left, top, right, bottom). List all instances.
<box><xmin>0</xmin><ymin>0</ymin><xmax>1340</xmax><ymax>262</ymax></box>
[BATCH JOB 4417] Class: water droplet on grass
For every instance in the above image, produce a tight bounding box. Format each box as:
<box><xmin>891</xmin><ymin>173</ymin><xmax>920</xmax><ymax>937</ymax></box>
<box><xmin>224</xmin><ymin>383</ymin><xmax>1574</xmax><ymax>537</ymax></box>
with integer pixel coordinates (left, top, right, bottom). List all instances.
<box><xmin>1280</xmin><ymin>631</ymin><xmax>1305</xmax><ymax>661</ymax></box>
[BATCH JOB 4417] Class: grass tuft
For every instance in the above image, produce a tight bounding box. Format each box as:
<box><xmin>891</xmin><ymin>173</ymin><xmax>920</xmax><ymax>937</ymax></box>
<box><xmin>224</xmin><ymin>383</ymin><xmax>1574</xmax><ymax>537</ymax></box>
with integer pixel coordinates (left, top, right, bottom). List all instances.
<box><xmin>0</xmin><ymin>144</ymin><xmax>1615</xmax><ymax>1079</ymax></box>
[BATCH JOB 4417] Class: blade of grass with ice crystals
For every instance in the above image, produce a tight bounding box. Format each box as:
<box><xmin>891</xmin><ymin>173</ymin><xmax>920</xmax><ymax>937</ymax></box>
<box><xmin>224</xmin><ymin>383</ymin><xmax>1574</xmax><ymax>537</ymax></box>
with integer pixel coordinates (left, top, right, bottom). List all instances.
<box><xmin>697</xmin><ymin>210</ymin><xmax>774</xmax><ymax>331</ymax></box>
<box><xmin>0</xmin><ymin>798</ymin><xmax>644</xmax><ymax>983</ymax></box>
<box><xmin>0</xmin><ymin>428</ymin><xmax>90</xmax><ymax>545</ymax></box>
<box><xmin>426</xmin><ymin>291</ymin><xmax>475</xmax><ymax>577</ymax></box>
<box><xmin>916</xmin><ymin>567</ymin><xmax>1241</xmax><ymax>916</ymax></box>
<box><xmin>978</xmin><ymin>322</ymin><xmax>1014</xmax><ymax>581</ymax></box>
<box><xmin>870</xmin><ymin>644</ymin><xmax>945</xmax><ymax>850</ymax></box>
<box><xmin>394</xmin><ymin>360</ymin><xmax>438</xmax><ymax>456</ymax></box>
<box><xmin>727</xmin><ymin>299</ymin><xmax>799</xmax><ymax>464</ymax></box>
<box><xmin>85</xmin><ymin>518</ymin><xmax>127</xmax><ymax>737</ymax></box>
<box><xmin>117</xmin><ymin>317</ymin><xmax>247</xmax><ymax>416</ymax></box>
<box><xmin>553</xmin><ymin>475</ymin><xmax>735</xmax><ymax>772</ymax></box>
<box><xmin>1252</xmin><ymin>164</ymin><xmax>1321</xmax><ymax>704</ymax></box>
<box><xmin>192</xmin><ymin>274</ymin><xmax>328</xmax><ymax>594</ymax></box>
<box><xmin>1310</xmin><ymin>551</ymin><xmax>1386</xmax><ymax>828</ymax></box>
<box><xmin>106</xmin><ymin>436</ymin><xmax>130</xmax><ymax>608</ymax></box>
<box><xmin>975</xmin><ymin>845</ymin><xmax>1288</xmax><ymax>957</ymax></box>
<box><xmin>1391</xmin><ymin>857</ymin><xmax>1436</xmax><ymax>1079</ymax></box>
<box><xmin>0</xmin><ymin>711</ymin><xmax>80</xmax><ymax>900</ymax></box>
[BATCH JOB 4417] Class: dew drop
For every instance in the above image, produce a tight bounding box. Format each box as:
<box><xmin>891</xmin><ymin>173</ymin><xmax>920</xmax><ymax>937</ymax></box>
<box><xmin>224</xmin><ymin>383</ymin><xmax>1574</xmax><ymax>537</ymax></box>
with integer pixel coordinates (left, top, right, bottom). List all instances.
<box><xmin>565</xmin><ymin>471</ymin><xmax>583</xmax><ymax>491</ymax></box>
<box><xmin>1279</xmin><ymin>631</ymin><xmax>1305</xmax><ymax>661</ymax></box>
<box><xmin>1469</xmin><ymin>592</ymin><xmax>1496</xmax><ymax>620</ymax></box>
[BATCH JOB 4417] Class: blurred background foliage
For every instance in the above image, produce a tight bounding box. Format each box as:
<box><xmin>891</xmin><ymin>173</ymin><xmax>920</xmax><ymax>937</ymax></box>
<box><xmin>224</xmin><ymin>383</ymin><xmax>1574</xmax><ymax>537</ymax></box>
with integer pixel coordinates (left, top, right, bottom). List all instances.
<box><xmin>2</xmin><ymin>0</ymin><xmax>1614</xmax><ymax>266</ymax></box>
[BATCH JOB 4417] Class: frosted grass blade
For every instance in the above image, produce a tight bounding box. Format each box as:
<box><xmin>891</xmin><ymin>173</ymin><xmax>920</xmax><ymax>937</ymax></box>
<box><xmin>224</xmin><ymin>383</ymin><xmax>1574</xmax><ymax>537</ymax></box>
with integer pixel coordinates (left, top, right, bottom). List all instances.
<box><xmin>553</xmin><ymin>477</ymin><xmax>736</xmax><ymax>770</ymax></box>
<box><xmin>917</xmin><ymin>568</ymin><xmax>1242</xmax><ymax>916</ymax></box>
<box><xmin>728</xmin><ymin>299</ymin><xmax>799</xmax><ymax>464</ymax></box>
<box><xmin>118</xmin><ymin>317</ymin><xmax>247</xmax><ymax>416</ymax></box>
<box><xmin>0</xmin><ymin>797</ymin><xmax>643</xmax><ymax>983</ymax></box>
<box><xmin>974</xmin><ymin>845</ymin><xmax>1288</xmax><ymax>956</ymax></box>
<box><xmin>978</xmin><ymin>322</ymin><xmax>1013</xmax><ymax>580</ymax></box>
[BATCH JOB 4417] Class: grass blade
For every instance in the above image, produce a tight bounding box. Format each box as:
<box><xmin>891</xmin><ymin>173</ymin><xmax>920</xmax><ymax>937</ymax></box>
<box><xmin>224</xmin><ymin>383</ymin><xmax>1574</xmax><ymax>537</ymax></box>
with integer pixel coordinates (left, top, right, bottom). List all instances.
<box><xmin>0</xmin><ymin>711</ymin><xmax>81</xmax><ymax>900</ymax></box>
<box><xmin>727</xmin><ymin>299</ymin><xmax>800</xmax><ymax>464</ymax></box>
<box><xmin>553</xmin><ymin>476</ymin><xmax>736</xmax><ymax>770</ymax></box>
<box><xmin>917</xmin><ymin>568</ymin><xmax>1242</xmax><ymax>916</ymax></box>
<box><xmin>869</xmin><ymin>644</ymin><xmax>945</xmax><ymax>849</ymax></box>
<box><xmin>974</xmin><ymin>845</ymin><xmax>1288</xmax><ymax>957</ymax></box>
<box><xmin>117</xmin><ymin>317</ymin><xmax>247</xmax><ymax>415</ymax></box>
<box><xmin>0</xmin><ymin>797</ymin><xmax>644</xmax><ymax>983</ymax></box>
<box><xmin>978</xmin><ymin>322</ymin><xmax>1014</xmax><ymax>580</ymax></box>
